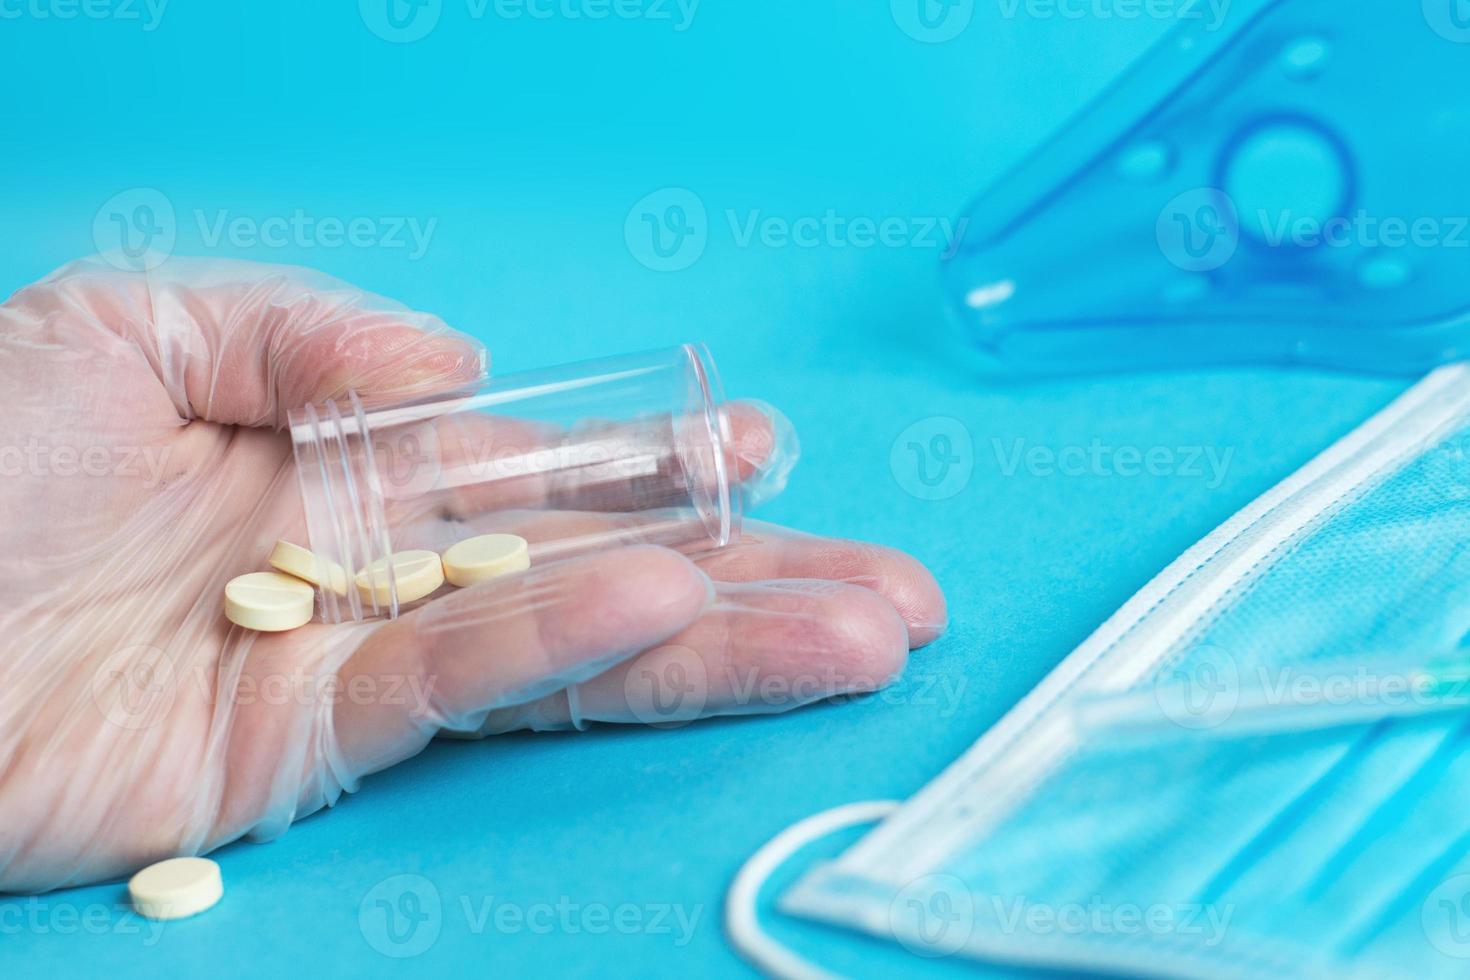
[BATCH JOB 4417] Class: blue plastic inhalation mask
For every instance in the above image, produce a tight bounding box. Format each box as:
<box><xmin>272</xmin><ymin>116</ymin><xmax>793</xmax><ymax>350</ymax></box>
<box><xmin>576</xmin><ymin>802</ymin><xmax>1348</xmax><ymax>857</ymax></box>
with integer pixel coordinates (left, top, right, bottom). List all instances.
<box><xmin>771</xmin><ymin>364</ymin><xmax>1470</xmax><ymax>978</ymax></box>
<box><xmin>947</xmin><ymin>0</ymin><xmax>1470</xmax><ymax>375</ymax></box>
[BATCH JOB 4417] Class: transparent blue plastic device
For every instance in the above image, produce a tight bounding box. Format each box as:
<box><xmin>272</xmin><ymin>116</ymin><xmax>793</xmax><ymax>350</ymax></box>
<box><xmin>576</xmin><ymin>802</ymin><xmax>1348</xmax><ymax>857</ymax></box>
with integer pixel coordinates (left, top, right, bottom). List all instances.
<box><xmin>947</xmin><ymin>0</ymin><xmax>1470</xmax><ymax>375</ymax></box>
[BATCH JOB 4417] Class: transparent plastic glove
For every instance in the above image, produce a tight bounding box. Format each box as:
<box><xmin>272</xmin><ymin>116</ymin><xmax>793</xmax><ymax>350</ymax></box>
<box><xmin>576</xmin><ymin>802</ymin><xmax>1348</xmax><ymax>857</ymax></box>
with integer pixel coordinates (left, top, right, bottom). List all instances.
<box><xmin>0</xmin><ymin>257</ymin><xmax>946</xmax><ymax>893</ymax></box>
<box><xmin>471</xmin><ymin>521</ymin><xmax>950</xmax><ymax>731</ymax></box>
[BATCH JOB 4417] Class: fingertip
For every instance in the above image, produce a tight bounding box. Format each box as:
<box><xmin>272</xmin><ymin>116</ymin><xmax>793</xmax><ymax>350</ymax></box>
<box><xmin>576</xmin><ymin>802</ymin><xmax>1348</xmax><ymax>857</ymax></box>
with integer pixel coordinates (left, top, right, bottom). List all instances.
<box><xmin>818</xmin><ymin>540</ymin><xmax>949</xmax><ymax>650</ymax></box>
<box><xmin>892</xmin><ymin>557</ymin><xmax>948</xmax><ymax>649</ymax></box>
<box><xmin>724</xmin><ymin>580</ymin><xmax>910</xmax><ymax>693</ymax></box>
<box><xmin>823</xmin><ymin>583</ymin><xmax>911</xmax><ymax>689</ymax></box>
<box><xmin>722</xmin><ymin>400</ymin><xmax>799</xmax><ymax>507</ymax></box>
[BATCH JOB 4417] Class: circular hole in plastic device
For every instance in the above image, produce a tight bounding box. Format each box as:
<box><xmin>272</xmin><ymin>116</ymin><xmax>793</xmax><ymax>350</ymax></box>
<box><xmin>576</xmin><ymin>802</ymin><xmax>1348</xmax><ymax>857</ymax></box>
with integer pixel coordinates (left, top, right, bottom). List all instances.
<box><xmin>1221</xmin><ymin>116</ymin><xmax>1353</xmax><ymax>248</ymax></box>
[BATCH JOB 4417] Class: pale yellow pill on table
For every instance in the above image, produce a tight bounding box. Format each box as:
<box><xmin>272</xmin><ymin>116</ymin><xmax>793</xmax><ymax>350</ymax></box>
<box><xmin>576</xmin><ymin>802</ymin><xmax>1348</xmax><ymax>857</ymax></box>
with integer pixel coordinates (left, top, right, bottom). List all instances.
<box><xmin>128</xmin><ymin>857</ymin><xmax>223</xmax><ymax>921</ymax></box>
<box><xmin>224</xmin><ymin>572</ymin><xmax>315</xmax><ymax>631</ymax></box>
<box><xmin>356</xmin><ymin>549</ymin><xmax>445</xmax><ymax>606</ymax></box>
<box><xmin>442</xmin><ymin>533</ymin><xmax>531</xmax><ymax>587</ymax></box>
<box><xmin>267</xmin><ymin>539</ymin><xmax>348</xmax><ymax>595</ymax></box>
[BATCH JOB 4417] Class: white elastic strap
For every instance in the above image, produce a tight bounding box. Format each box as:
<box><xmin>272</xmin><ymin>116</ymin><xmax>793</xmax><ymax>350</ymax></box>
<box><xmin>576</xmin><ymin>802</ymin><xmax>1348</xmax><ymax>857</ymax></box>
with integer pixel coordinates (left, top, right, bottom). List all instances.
<box><xmin>726</xmin><ymin>800</ymin><xmax>901</xmax><ymax>980</ymax></box>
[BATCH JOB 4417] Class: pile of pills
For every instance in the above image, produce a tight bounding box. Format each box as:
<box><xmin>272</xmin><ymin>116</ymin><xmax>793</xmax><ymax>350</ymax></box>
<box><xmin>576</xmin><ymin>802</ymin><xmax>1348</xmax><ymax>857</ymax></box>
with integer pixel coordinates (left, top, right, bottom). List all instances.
<box><xmin>224</xmin><ymin>533</ymin><xmax>531</xmax><ymax>631</ymax></box>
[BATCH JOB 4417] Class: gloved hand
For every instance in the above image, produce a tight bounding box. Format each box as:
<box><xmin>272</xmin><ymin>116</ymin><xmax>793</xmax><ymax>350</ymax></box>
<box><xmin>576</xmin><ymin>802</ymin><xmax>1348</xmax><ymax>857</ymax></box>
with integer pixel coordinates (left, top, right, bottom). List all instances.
<box><xmin>0</xmin><ymin>257</ymin><xmax>946</xmax><ymax>893</ymax></box>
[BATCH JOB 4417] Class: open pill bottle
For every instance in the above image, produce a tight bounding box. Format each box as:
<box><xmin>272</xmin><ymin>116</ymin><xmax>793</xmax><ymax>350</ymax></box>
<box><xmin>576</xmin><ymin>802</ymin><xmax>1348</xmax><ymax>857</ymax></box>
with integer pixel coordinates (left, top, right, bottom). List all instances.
<box><xmin>288</xmin><ymin>343</ymin><xmax>747</xmax><ymax>623</ymax></box>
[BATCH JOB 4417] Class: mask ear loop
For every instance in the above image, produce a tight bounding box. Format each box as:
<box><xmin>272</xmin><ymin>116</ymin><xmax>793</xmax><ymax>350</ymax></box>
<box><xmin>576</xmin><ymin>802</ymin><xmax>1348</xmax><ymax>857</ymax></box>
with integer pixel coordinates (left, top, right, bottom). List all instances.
<box><xmin>725</xmin><ymin>800</ymin><xmax>900</xmax><ymax>980</ymax></box>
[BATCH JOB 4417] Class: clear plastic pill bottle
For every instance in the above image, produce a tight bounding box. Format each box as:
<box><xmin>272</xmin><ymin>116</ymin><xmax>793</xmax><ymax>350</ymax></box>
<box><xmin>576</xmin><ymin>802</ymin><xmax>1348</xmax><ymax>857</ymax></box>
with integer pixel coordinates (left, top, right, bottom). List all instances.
<box><xmin>289</xmin><ymin>344</ymin><xmax>747</xmax><ymax>622</ymax></box>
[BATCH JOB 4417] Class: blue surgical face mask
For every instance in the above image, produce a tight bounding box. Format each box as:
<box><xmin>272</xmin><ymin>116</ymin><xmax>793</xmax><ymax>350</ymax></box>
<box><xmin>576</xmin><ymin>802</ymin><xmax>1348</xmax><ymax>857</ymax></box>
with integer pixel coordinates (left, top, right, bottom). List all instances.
<box><xmin>777</xmin><ymin>365</ymin><xmax>1470</xmax><ymax>979</ymax></box>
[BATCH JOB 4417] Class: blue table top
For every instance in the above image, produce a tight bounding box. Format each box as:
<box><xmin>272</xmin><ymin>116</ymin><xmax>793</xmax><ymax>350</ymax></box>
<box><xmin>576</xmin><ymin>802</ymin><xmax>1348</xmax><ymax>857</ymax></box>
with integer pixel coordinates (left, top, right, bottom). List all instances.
<box><xmin>0</xmin><ymin>4</ymin><xmax>1410</xmax><ymax>977</ymax></box>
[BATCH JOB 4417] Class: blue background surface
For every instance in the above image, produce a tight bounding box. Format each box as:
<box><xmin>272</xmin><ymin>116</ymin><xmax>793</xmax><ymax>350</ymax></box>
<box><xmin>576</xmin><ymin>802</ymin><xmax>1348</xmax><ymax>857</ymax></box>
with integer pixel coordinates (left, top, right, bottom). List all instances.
<box><xmin>0</xmin><ymin>2</ymin><xmax>1409</xmax><ymax>977</ymax></box>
